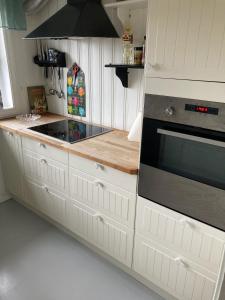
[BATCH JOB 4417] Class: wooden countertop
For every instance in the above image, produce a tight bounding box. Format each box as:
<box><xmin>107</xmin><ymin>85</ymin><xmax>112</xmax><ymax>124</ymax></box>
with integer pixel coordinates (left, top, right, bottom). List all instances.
<box><xmin>0</xmin><ymin>114</ymin><xmax>140</xmax><ymax>174</ymax></box>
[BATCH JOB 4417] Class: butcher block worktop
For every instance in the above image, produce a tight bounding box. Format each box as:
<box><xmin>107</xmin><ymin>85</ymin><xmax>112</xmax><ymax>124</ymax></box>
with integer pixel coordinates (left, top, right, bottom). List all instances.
<box><xmin>0</xmin><ymin>114</ymin><xmax>140</xmax><ymax>174</ymax></box>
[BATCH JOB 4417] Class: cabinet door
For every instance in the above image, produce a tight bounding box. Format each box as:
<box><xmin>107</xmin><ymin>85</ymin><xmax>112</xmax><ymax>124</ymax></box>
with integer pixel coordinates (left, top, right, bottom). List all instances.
<box><xmin>67</xmin><ymin>200</ymin><xmax>133</xmax><ymax>267</ymax></box>
<box><xmin>145</xmin><ymin>0</ymin><xmax>225</xmax><ymax>82</ymax></box>
<box><xmin>0</xmin><ymin>130</ymin><xmax>23</xmax><ymax>198</ymax></box>
<box><xmin>24</xmin><ymin>179</ymin><xmax>66</xmax><ymax>225</ymax></box>
<box><xmin>133</xmin><ymin>235</ymin><xmax>217</xmax><ymax>300</ymax></box>
<box><xmin>69</xmin><ymin>168</ymin><xmax>136</xmax><ymax>228</ymax></box>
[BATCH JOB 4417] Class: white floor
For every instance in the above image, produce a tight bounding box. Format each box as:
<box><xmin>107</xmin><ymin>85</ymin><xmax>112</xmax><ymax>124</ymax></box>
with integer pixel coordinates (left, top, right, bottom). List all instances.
<box><xmin>0</xmin><ymin>199</ymin><xmax>164</xmax><ymax>300</ymax></box>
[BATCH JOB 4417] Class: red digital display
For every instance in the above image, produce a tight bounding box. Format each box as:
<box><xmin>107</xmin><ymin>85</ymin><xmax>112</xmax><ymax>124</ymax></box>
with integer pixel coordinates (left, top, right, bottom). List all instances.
<box><xmin>195</xmin><ymin>106</ymin><xmax>208</xmax><ymax>113</ymax></box>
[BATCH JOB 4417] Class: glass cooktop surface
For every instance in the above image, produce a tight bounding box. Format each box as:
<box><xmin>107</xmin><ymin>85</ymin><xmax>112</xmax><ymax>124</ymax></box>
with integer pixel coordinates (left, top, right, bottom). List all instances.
<box><xmin>29</xmin><ymin>120</ymin><xmax>111</xmax><ymax>144</ymax></box>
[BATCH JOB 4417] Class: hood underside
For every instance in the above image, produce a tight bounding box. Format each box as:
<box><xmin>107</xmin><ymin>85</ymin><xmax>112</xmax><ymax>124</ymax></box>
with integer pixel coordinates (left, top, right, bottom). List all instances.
<box><xmin>25</xmin><ymin>0</ymin><xmax>119</xmax><ymax>39</ymax></box>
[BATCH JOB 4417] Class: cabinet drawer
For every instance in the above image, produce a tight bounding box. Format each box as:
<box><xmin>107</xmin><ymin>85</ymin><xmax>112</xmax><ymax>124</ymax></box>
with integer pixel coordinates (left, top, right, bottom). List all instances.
<box><xmin>23</xmin><ymin>149</ymin><xmax>68</xmax><ymax>194</ymax></box>
<box><xmin>69</xmin><ymin>168</ymin><xmax>136</xmax><ymax>228</ymax></box>
<box><xmin>136</xmin><ymin>197</ymin><xmax>225</xmax><ymax>275</ymax></box>
<box><xmin>23</xmin><ymin>178</ymin><xmax>66</xmax><ymax>225</ymax></box>
<box><xmin>67</xmin><ymin>200</ymin><xmax>133</xmax><ymax>267</ymax></box>
<box><xmin>22</xmin><ymin>136</ymin><xmax>68</xmax><ymax>164</ymax></box>
<box><xmin>133</xmin><ymin>235</ymin><xmax>216</xmax><ymax>300</ymax></box>
<box><xmin>69</xmin><ymin>154</ymin><xmax>137</xmax><ymax>193</ymax></box>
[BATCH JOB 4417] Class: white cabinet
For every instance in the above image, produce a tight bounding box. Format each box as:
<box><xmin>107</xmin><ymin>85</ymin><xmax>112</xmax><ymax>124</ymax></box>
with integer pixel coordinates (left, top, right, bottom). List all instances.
<box><xmin>133</xmin><ymin>235</ymin><xmax>217</xmax><ymax>300</ymax></box>
<box><xmin>0</xmin><ymin>129</ymin><xmax>23</xmax><ymax>198</ymax></box>
<box><xmin>23</xmin><ymin>149</ymin><xmax>68</xmax><ymax>194</ymax></box>
<box><xmin>136</xmin><ymin>197</ymin><xmax>225</xmax><ymax>275</ymax></box>
<box><xmin>69</xmin><ymin>167</ymin><xmax>136</xmax><ymax>228</ymax></box>
<box><xmin>67</xmin><ymin>200</ymin><xmax>134</xmax><ymax>267</ymax></box>
<box><xmin>23</xmin><ymin>178</ymin><xmax>66</xmax><ymax>225</ymax></box>
<box><xmin>145</xmin><ymin>0</ymin><xmax>225</xmax><ymax>82</ymax></box>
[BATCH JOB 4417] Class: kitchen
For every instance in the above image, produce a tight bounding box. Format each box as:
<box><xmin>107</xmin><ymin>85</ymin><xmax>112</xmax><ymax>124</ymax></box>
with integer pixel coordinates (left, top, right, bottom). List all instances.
<box><xmin>1</xmin><ymin>0</ymin><xmax>225</xmax><ymax>300</ymax></box>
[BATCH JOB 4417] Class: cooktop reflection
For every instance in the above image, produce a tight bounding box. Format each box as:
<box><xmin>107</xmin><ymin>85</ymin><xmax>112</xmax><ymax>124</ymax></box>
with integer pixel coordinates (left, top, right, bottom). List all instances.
<box><xmin>29</xmin><ymin>120</ymin><xmax>111</xmax><ymax>144</ymax></box>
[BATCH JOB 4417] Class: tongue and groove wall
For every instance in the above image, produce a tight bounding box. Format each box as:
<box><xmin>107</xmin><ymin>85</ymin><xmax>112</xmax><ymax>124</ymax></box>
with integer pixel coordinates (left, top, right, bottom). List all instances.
<box><xmin>28</xmin><ymin>0</ymin><xmax>146</xmax><ymax>130</ymax></box>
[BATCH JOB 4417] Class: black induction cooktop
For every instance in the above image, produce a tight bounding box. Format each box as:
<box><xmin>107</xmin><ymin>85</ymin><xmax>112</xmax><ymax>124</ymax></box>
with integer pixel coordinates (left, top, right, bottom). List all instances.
<box><xmin>29</xmin><ymin>120</ymin><xmax>111</xmax><ymax>144</ymax></box>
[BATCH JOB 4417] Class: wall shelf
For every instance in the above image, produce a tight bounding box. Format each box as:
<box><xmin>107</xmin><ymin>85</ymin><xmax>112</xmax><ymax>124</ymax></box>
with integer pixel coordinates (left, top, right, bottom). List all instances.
<box><xmin>105</xmin><ymin>64</ymin><xmax>144</xmax><ymax>88</ymax></box>
<box><xmin>104</xmin><ymin>0</ymin><xmax>147</xmax><ymax>10</ymax></box>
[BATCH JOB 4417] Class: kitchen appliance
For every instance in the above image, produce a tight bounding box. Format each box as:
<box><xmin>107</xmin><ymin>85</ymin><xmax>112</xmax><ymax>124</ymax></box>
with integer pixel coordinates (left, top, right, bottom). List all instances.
<box><xmin>138</xmin><ymin>94</ymin><xmax>225</xmax><ymax>232</ymax></box>
<box><xmin>25</xmin><ymin>0</ymin><xmax>119</xmax><ymax>39</ymax></box>
<box><xmin>29</xmin><ymin>119</ymin><xmax>111</xmax><ymax>144</ymax></box>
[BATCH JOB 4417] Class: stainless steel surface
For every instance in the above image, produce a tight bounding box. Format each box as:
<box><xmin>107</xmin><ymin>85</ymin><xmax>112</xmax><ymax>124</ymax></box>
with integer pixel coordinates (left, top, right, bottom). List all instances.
<box><xmin>144</xmin><ymin>94</ymin><xmax>225</xmax><ymax>132</ymax></box>
<box><xmin>157</xmin><ymin>128</ymin><xmax>225</xmax><ymax>148</ymax></box>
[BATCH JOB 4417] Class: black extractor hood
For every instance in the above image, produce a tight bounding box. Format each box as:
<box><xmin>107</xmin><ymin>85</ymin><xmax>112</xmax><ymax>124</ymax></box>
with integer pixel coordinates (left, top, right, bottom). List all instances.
<box><xmin>25</xmin><ymin>0</ymin><xmax>119</xmax><ymax>39</ymax></box>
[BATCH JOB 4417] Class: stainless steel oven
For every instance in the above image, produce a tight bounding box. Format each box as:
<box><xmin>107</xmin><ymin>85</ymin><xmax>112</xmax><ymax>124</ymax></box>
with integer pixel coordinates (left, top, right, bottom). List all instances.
<box><xmin>138</xmin><ymin>94</ymin><xmax>225</xmax><ymax>231</ymax></box>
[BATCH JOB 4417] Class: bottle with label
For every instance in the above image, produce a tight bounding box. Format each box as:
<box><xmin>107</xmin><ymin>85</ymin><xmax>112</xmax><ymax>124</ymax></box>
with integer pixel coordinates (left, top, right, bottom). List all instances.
<box><xmin>122</xmin><ymin>14</ymin><xmax>134</xmax><ymax>65</ymax></box>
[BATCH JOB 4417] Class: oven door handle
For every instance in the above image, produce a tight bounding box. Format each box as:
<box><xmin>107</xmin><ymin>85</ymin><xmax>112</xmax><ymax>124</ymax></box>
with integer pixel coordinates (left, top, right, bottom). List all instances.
<box><xmin>157</xmin><ymin>128</ymin><xmax>225</xmax><ymax>148</ymax></box>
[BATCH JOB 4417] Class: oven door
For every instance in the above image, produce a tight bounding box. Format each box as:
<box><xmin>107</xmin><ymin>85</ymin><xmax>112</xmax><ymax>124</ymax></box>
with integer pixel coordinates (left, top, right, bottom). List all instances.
<box><xmin>139</xmin><ymin>118</ymin><xmax>225</xmax><ymax>231</ymax></box>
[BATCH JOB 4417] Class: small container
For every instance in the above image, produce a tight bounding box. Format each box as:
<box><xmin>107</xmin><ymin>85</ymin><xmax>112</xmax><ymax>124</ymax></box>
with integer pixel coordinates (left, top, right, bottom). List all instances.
<box><xmin>134</xmin><ymin>46</ymin><xmax>143</xmax><ymax>65</ymax></box>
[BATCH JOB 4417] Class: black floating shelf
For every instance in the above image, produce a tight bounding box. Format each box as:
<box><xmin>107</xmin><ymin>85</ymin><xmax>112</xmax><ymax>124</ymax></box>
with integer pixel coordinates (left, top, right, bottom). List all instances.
<box><xmin>105</xmin><ymin>64</ymin><xmax>144</xmax><ymax>88</ymax></box>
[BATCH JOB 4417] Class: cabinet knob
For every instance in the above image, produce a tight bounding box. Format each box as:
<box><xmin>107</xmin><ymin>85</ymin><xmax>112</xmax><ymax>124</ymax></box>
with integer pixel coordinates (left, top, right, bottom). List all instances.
<box><xmin>165</xmin><ymin>106</ymin><xmax>175</xmax><ymax>116</ymax></box>
<box><xmin>39</xmin><ymin>143</ymin><xmax>46</xmax><ymax>149</ymax></box>
<box><xmin>94</xmin><ymin>213</ymin><xmax>104</xmax><ymax>223</ymax></box>
<box><xmin>94</xmin><ymin>180</ymin><xmax>104</xmax><ymax>189</ymax></box>
<box><xmin>95</xmin><ymin>163</ymin><xmax>104</xmax><ymax>171</ymax></box>
<box><xmin>42</xmin><ymin>185</ymin><xmax>49</xmax><ymax>193</ymax></box>
<box><xmin>7</xmin><ymin>131</ymin><xmax>13</xmax><ymax>137</ymax></box>
<box><xmin>40</xmin><ymin>158</ymin><xmax>47</xmax><ymax>165</ymax></box>
<box><xmin>179</xmin><ymin>218</ymin><xmax>196</xmax><ymax>229</ymax></box>
<box><xmin>174</xmin><ymin>257</ymin><xmax>189</xmax><ymax>269</ymax></box>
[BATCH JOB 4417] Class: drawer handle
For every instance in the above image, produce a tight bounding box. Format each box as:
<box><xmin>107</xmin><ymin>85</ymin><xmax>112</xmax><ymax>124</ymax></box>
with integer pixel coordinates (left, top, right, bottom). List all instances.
<box><xmin>179</xmin><ymin>218</ymin><xmax>196</xmax><ymax>229</ymax></box>
<box><xmin>174</xmin><ymin>257</ymin><xmax>189</xmax><ymax>269</ymax></box>
<box><xmin>39</xmin><ymin>143</ymin><xmax>46</xmax><ymax>149</ymax></box>
<box><xmin>95</xmin><ymin>163</ymin><xmax>104</xmax><ymax>171</ymax></box>
<box><xmin>94</xmin><ymin>213</ymin><xmax>104</xmax><ymax>223</ymax></box>
<box><xmin>40</xmin><ymin>158</ymin><xmax>47</xmax><ymax>165</ymax></box>
<box><xmin>7</xmin><ymin>131</ymin><xmax>13</xmax><ymax>137</ymax></box>
<box><xmin>94</xmin><ymin>180</ymin><xmax>104</xmax><ymax>189</ymax></box>
<box><xmin>42</xmin><ymin>185</ymin><xmax>49</xmax><ymax>193</ymax></box>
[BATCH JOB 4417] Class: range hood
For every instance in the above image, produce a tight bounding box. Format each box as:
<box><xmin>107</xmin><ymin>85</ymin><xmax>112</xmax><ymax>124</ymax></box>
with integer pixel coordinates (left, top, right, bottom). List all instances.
<box><xmin>25</xmin><ymin>0</ymin><xmax>119</xmax><ymax>39</ymax></box>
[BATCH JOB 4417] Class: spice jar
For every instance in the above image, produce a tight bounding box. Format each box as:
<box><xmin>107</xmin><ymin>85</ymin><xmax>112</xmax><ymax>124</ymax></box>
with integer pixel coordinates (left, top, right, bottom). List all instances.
<box><xmin>134</xmin><ymin>47</ymin><xmax>143</xmax><ymax>65</ymax></box>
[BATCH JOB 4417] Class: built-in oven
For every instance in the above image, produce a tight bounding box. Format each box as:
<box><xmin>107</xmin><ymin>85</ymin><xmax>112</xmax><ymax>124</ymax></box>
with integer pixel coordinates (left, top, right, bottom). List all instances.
<box><xmin>138</xmin><ymin>94</ymin><xmax>225</xmax><ymax>232</ymax></box>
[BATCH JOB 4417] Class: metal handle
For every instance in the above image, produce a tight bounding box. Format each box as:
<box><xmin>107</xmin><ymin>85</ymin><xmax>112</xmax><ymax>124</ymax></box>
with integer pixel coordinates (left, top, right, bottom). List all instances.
<box><xmin>7</xmin><ymin>131</ymin><xmax>13</xmax><ymax>137</ymax></box>
<box><xmin>95</xmin><ymin>163</ymin><xmax>104</xmax><ymax>171</ymax></box>
<box><xmin>157</xmin><ymin>128</ymin><xmax>225</xmax><ymax>149</ymax></box>
<box><xmin>174</xmin><ymin>257</ymin><xmax>189</xmax><ymax>268</ymax></box>
<box><xmin>93</xmin><ymin>213</ymin><xmax>104</xmax><ymax>223</ymax></box>
<box><xmin>94</xmin><ymin>180</ymin><xmax>104</xmax><ymax>189</ymax></box>
<box><xmin>39</xmin><ymin>143</ymin><xmax>46</xmax><ymax>149</ymax></box>
<box><xmin>179</xmin><ymin>218</ymin><xmax>196</xmax><ymax>229</ymax></box>
<box><xmin>42</xmin><ymin>185</ymin><xmax>49</xmax><ymax>193</ymax></box>
<box><xmin>40</xmin><ymin>158</ymin><xmax>47</xmax><ymax>164</ymax></box>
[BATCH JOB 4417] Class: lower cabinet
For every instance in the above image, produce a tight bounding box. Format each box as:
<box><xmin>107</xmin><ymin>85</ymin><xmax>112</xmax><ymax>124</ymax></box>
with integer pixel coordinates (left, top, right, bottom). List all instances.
<box><xmin>23</xmin><ymin>178</ymin><xmax>66</xmax><ymax>225</ymax></box>
<box><xmin>133</xmin><ymin>235</ymin><xmax>217</xmax><ymax>300</ymax></box>
<box><xmin>66</xmin><ymin>199</ymin><xmax>134</xmax><ymax>267</ymax></box>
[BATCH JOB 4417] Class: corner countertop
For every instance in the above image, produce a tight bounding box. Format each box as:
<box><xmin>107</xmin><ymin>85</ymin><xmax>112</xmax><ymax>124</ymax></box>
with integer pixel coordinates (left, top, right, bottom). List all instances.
<box><xmin>0</xmin><ymin>114</ymin><xmax>140</xmax><ymax>175</ymax></box>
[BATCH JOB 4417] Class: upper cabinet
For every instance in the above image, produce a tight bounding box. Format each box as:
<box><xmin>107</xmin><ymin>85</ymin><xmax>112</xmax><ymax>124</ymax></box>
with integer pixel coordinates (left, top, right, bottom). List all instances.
<box><xmin>145</xmin><ymin>0</ymin><xmax>225</xmax><ymax>82</ymax></box>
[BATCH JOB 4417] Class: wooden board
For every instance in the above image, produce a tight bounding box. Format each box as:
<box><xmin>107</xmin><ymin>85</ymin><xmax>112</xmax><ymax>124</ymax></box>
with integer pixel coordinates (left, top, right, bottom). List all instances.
<box><xmin>0</xmin><ymin>114</ymin><xmax>140</xmax><ymax>174</ymax></box>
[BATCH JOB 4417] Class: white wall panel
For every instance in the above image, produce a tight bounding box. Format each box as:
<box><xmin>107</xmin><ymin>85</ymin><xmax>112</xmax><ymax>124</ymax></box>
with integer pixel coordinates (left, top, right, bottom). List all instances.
<box><xmin>32</xmin><ymin>0</ymin><xmax>146</xmax><ymax>131</ymax></box>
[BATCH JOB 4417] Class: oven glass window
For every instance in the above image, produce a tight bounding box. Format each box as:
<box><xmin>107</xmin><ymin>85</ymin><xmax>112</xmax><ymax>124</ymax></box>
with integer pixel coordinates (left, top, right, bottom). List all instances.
<box><xmin>140</xmin><ymin>118</ymin><xmax>225</xmax><ymax>191</ymax></box>
<box><xmin>158</xmin><ymin>133</ymin><xmax>225</xmax><ymax>190</ymax></box>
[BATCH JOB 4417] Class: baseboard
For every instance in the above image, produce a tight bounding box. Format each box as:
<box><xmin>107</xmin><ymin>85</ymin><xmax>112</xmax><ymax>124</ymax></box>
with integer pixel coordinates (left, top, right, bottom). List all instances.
<box><xmin>0</xmin><ymin>193</ymin><xmax>11</xmax><ymax>203</ymax></box>
<box><xmin>14</xmin><ymin>197</ymin><xmax>177</xmax><ymax>300</ymax></box>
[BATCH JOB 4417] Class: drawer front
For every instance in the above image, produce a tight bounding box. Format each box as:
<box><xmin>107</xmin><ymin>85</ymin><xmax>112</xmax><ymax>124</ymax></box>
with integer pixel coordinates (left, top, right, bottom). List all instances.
<box><xmin>22</xmin><ymin>136</ymin><xmax>68</xmax><ymax>164</ymax></box>
<box><xmin>69</xmin><ymin>154</ymin><xmax>137</xmax><ymax>193</ymax></box>
<box><xmin>69</xmin><ymin>168</ymin><xmax>136</xmax><ymax>228</ymax></box>
<box><xmin>24</xmin><ymin>149</ymin><xmax>68</xmax><ymax>194</ymax></box>
<box><xmin>24</xmin><ymin>179</ymin><xmax>66</xmax><ymax>225</ymax></box>
<box><xmin>136</xmin><ymin>197</ymin><xmax>225</xmax><ymax>275</ymax></box>
<box><xmin>133</xmin><ymin>235</ymin><xmax>216</xmax><ymax>300</ymax></box>
<box><xmin>67</xmin><ymin>200</ymin><xmax>133</xmax><ymax>267</ymax></box>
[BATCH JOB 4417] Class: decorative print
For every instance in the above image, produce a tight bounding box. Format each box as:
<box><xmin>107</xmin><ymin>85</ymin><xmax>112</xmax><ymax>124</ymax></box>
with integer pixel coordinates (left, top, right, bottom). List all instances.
<box><xmin>27</xmin><ymin>86</ymin><xmax>48</xmax><ymax>114</ymax></box>
<box><xmin>67</xmin><ymin>63</ymin><xmax>86</xmax><ymax>117</ymax></box>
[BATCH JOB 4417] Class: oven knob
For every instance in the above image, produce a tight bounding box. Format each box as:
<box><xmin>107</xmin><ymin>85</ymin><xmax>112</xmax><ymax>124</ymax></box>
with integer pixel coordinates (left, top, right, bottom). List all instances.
<box><xmin>165</xmin><ymin>106</ymin><xmax>175</xmax><ymax>116</ymax></box>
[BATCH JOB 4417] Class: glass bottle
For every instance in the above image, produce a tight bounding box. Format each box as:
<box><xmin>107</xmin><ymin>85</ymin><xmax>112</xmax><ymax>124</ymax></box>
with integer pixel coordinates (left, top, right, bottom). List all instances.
<box><xmin>122</xmin><ymin>14</ymin><xmax>134</xmax><ymax>65</ymax></box>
